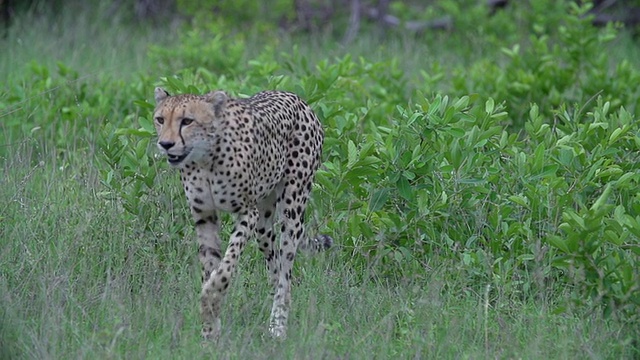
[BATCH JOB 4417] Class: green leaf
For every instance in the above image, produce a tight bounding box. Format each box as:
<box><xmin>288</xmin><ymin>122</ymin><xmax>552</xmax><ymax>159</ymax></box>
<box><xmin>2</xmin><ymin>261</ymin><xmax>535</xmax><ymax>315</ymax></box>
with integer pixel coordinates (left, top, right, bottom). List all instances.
<box><xmin>530</xmin><ymin>165</ymin><xmax>559</xmax><ymax>180</ymax></box>
<box><xmin>546</xmin><ymin>235</ymin><xmax>570</xmax><ymax>253</ymax></box>
<box><xmin>115</xmin><ymin>128</ymin><xmax>154</xmax><ymax>137</ymax></box>
<box><xmin>403</xmin><ymin>170</ymin><xmax>416</xmax><ymax>181</ymax></box>
<box><xmin>485</xmin><ymin>98</ymin><xmax>495</xmax><ymax>115</ymax></box>
<box><xmin>353</xmin><ymin>156</ymin><xmax>381</xmax><ymax>169</ymax></box>
<box><xmin>508</xmin><ymin>195</ymin><xmax>529</xmax><ymax>208</ymax></box>
<box><xmin>453</xmin><ymin>95</ymin><xmax>469</xmax><ymax>110</ymax></box>
<box><xmin>446</xmin><ymin>127</ymin><xmax>465</xmax><ymax>138</ymax></box>
<box><xmin>344</xmin><ymin>166</ymin><xmax>381</xmax><ymax>181</ymax></box>
<box><xmin>347</xmin><ymin>140</ymin><xmax>358</xmax><ymax>168</ymax></box>
<box><xmin>369</xmin><ymin>189</ymin><xmax>390</xmax><ymax>212</ymax></box>
<box><xmin>590</xmin><ymin>183</ymin><xmax>612</xmax><ymax>212</ymax></box>
<box><xmin>138</xmin><ymin>116</ymin><xmax>155</xmax><ymax>133</ymax></box>
<box><xmin>397</xmin><ymin>177</ymin><xmax>414</xmax><ymax>201</ymax></box>
<box><xmin>615</xmin><ymin>172</ymin><xmax>637</xmax><ymax>187</ymax></box>
<box><xmin>133</xmin><ymin>99</ymin><xmax>154</xmax><ymax>111</ymax></box>
<box><xmin>604</xmin><ymin>230</ymin><xmax>623</xmax><ymax>246</ymax></box>
<box><xmin>532</xmin><ymin>143</ymin><xmax>545</xmax><ymax>173</ymax></box>
<box><xmin>563</xmin><ymin>210</ymin><xmax>586</xmax><ymax>230</ymax></box>
<box><xmin>596</xmin><ymin>166</ymin><xmax>623</xmax><ymax>180</ymax></box>
<box><xmin>608</xmin><ymin>127</ymin><xmax>625</xmax><ymax>144</ymax></box>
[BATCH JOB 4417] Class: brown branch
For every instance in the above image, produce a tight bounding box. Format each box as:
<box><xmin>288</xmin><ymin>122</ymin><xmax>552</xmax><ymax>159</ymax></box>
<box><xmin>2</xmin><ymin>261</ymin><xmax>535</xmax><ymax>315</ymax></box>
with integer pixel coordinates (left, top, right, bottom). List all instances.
<box><xmin>365</xmin><ymin>7</ymin><xmax>453</xmax><ymax>32</ymax></box>
<box><xmin>343</xmin><ymin>0</ymin><xmax>361</xmax><ymax>45</ymax></box>
<box><xmin>591</xmin><ymin>8</ymin><xmax>640</xmax><ymax>26</ymax></box>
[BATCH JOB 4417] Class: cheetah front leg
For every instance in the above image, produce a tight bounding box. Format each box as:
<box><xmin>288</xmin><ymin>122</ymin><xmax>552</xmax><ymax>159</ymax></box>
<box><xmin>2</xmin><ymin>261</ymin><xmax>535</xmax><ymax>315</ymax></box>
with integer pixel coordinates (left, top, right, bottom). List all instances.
<box><xmin>193</xmin><ymin>211</ymin><xmax>222</xmax><ymax>286</ymax></box>
<box><xmin>200</xmin><ymin>207</ymin><xmax>258</xmax><ymax>341</ymax></box>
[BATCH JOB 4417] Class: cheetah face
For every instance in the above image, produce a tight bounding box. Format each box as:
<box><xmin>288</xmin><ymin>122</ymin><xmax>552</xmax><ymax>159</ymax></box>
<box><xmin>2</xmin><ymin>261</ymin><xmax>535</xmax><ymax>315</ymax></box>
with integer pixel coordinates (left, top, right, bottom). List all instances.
<box><xmin>152</xmin><ymin>87</ymin><xmax>227</xmax><ymax>167</ymax></box>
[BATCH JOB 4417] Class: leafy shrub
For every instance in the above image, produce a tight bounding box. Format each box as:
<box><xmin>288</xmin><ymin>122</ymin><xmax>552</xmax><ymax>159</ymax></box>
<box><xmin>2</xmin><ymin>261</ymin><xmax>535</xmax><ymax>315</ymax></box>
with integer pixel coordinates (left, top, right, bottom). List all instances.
<box><xmin>317</xmin><ymin>87</ymin><xmax>640</xmax><ymax>319</ymax></box>
<box><xmin>147</xmin><ymin>24</ymin><xmax>248</xmax><ymax>75</ymax></box>
<box><xmin>98</xmin><ymin>41</ymin><xmax>640</xmax><ymax>323</ymax></box>
<box><xmin>450</xmin><ymin>2</ymin><xmax>640</xmax><ymax>128</ymax></box>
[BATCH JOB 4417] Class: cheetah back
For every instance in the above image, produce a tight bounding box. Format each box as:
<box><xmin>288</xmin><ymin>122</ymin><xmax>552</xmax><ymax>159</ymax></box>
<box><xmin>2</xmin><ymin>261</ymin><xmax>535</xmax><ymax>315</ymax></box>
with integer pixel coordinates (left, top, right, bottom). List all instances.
<box><xmin>247</xmin><ymin>91</ymin><xmax>323</xmax><ymax>202</ymax></box>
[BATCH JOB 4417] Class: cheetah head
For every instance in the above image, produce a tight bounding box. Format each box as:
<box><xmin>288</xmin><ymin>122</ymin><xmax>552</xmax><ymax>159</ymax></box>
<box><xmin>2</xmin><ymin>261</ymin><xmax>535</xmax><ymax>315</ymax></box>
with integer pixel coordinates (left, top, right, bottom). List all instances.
<box><xmin>153</xmin><ymin>87</ymin><xmax>227</xmax><ymax>167</ymax></box>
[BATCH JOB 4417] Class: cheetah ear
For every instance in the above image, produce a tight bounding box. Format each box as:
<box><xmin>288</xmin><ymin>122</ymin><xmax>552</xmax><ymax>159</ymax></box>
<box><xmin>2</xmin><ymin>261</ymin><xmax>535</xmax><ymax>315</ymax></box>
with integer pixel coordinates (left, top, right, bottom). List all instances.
<box><xmin>204</xmin><ymin>90</ymin><xmax>228</xmax><ymax>117</ymax></box>
<box><xmin>154</xmin><ymin>87</ymin><xmax>170</xmax><ymax>104</ymax></box>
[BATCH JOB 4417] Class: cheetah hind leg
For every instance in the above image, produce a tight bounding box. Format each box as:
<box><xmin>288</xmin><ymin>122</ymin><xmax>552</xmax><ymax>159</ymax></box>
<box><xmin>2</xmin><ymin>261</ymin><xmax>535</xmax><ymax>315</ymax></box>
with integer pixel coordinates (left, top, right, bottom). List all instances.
<box><xmin>266</xmin><ymin>232</ymin><xmax>331</xmax><ymax>340</ymax></box>
<box><xmin>267</xmin><ymin>178</ymin><xmax>333</xmax><ymax>339</ymax></box>
<box><xmin>255</xmin><ymin>190</ymin><xmax>280</xmax><ymax>289</ymax></box>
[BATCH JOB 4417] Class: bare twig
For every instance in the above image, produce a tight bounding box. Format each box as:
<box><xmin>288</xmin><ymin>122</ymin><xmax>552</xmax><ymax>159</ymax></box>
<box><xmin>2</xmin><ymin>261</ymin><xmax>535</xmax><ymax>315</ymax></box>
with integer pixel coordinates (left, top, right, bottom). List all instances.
<box><xmin>343</xmin><ymin>0</ymin><xmax>361</xmax><ymax>45</ymax></box>
<box><xmin>365</xmin><ymin>7</ymin><xmax>453</xmax><ymax>32</ymax></box>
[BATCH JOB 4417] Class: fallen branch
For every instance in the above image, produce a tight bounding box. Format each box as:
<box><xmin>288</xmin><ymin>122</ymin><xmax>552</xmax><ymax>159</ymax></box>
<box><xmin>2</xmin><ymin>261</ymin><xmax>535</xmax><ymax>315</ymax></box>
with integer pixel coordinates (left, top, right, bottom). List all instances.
<box><xmin>365</xmin><ymin>7</ymin><xmax>453</xmax><ymax>32</ymax></box>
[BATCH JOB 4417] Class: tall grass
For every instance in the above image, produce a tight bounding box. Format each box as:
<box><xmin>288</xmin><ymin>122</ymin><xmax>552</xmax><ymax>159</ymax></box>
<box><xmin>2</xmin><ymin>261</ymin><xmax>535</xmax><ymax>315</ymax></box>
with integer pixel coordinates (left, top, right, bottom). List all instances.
<box><xmin>0</xmin><ymin>144</ymin><xmax>633</xmax><ymax>358</ymax></box>
<box><xmin>0</xmin><ymin>2</ymin><xmax>173</xmax><ymax>84</ymax></box>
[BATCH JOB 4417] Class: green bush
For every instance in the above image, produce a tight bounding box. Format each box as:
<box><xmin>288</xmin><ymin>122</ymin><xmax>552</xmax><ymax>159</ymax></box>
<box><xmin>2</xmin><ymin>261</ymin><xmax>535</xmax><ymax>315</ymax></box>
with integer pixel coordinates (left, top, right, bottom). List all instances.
<box><xmin>3</xmin><ymin>0</ymin><xmax>639</xmax><ymax>333</ymax></box>
<box><xmin>147</xmin><ymin>25</ymin><xmax>248</xmax><ymax>75</ymax></box>
<box><xmin>451</xmin><ymin>2</ymin><xmax>640</xmax><ymax>127</ymax></box>
<box><xmin>97</xmin><ymin>41</ymin><xmax>640</xmax><ymax>322</ymax></box>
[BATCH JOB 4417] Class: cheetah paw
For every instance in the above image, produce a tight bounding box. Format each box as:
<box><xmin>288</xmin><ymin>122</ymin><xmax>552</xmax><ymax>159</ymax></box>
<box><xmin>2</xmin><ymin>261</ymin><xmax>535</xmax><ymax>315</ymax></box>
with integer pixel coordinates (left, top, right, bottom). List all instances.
<box><xmin>201</xmin><ymin>319</ymin><xmax>221</xmax><ymax>343</ymax></box>
<box><xmin>268</xmin><ymin>324</ymin><xmax>287</xmax><ymax>340</ymax></box>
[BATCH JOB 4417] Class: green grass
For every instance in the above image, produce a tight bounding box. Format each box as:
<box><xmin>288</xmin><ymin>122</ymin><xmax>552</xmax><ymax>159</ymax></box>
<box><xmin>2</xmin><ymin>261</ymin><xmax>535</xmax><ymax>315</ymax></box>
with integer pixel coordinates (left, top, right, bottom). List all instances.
<box><xmin>2</xmin><ymin>3</ymin><xmax>640</xmax><ymax>359</ymax></box>
<box><xmin>0</xmin><ymin>3</ymin><xmax>170</xmax><ymax>84</ymax></box>
<box><xmin>1</xmin><ymin>141</ymin><xmax>635</xmax><ymax>359</ymax></box>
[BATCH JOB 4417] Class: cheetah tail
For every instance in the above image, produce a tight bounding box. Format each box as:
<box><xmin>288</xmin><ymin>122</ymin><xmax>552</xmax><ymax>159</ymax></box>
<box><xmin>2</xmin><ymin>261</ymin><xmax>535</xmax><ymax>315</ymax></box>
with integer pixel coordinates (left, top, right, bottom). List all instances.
<box><xmin>299</xmin><ymin>234</ymin><xmax>333</xmax><ymax>254</ymax></box>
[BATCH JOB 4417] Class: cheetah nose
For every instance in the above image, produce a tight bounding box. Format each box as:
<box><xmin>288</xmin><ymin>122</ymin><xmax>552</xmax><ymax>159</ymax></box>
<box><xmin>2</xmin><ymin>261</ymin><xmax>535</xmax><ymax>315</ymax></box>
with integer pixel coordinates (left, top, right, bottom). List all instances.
<box><xmin>158</xmin><ymin>141</ymin><xmax>175</xmax><ymax>150</ymax></box>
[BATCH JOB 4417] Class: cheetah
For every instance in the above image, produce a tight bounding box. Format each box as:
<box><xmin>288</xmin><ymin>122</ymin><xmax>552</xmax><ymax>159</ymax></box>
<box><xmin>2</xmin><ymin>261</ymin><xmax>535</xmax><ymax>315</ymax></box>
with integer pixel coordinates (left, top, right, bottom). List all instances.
<box><xmin>152</xmin><ymin>87</ymin><xmax>331</xmax><ymax>340</ymax></box>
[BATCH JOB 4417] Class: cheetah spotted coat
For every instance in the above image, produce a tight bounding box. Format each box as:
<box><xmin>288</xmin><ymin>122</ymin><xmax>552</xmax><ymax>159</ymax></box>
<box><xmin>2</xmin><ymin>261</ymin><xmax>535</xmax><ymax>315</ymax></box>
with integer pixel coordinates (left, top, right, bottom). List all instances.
<box><xmin>153</xmin><ymin>88</ymin><xmax>331</xmax><ymax>340</ymax></box>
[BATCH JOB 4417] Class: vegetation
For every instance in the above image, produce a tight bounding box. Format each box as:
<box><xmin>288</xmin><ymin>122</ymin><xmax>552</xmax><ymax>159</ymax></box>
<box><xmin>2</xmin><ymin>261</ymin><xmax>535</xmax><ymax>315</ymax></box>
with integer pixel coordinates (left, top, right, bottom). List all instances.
<box><xmin>1</xmin><ymin>1</ymin><xmax>639</xmax><ymax>358</ymax></box>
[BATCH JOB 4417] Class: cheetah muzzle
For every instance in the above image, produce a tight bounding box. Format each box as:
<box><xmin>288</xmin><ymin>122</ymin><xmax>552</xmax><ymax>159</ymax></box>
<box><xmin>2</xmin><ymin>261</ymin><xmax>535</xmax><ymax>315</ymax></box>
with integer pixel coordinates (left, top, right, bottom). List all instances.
<box><xmin>166</xmin><ymin>152</ymin><xmax>189</xmax><ymax>165</ymax></box>
<box><xmin>152</xmin><ymin>87</ymin><xmax>331</xmax><ymax>341</ymax></box>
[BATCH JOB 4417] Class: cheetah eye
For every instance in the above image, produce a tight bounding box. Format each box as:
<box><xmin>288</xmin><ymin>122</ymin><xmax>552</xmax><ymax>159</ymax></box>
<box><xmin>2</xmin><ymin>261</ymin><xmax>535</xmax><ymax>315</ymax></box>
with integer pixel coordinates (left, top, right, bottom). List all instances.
<box><xmin>155</xmin><ymin>117</ymin><xmax>164</xmax><ymax>125</ymax></box>
<box><xmin>181</xmin><ymin>118</ymin><xmax>194</xmax><ymax>126</ymax></box>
